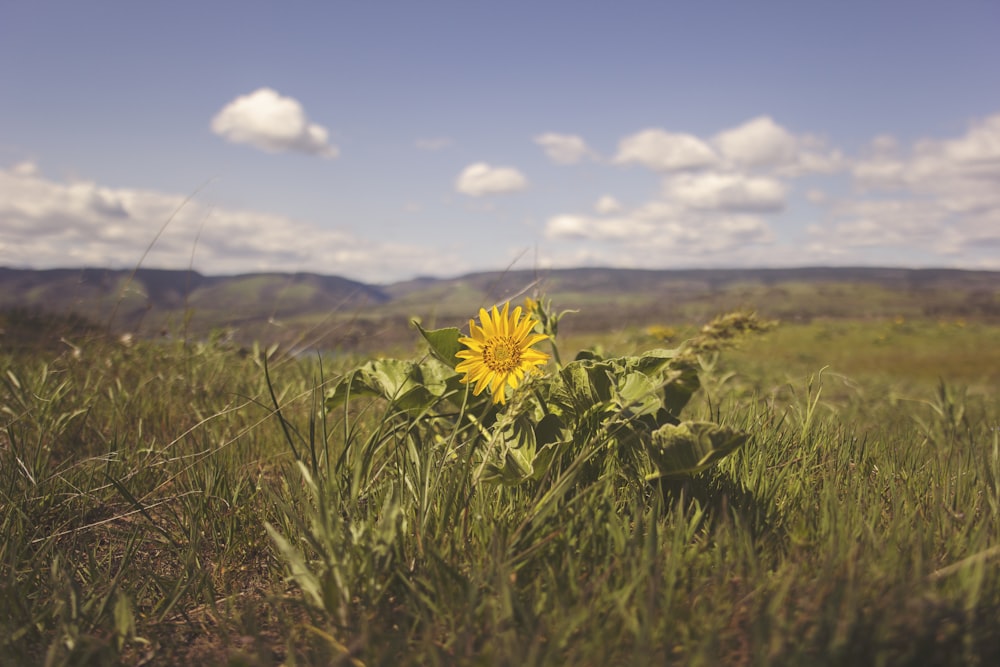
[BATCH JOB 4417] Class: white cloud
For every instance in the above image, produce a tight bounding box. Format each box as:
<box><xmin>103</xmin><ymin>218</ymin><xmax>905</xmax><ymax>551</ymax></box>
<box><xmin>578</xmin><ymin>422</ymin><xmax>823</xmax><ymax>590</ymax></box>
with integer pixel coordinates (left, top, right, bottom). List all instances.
<box><xmin>610</xmin><ymin>117</ymin><xmax>843</xmax><ymax>178</ymax></box>
<box><xmin>546</xmin><ymin>214</ymin><xmax>656</xmax><ymax>241</ymax></box>
<box><xmin>713</xmin><ymin>116</ymin><xmax>844</xmax><ymax>176</ymax></box>
<box><xmin>11</xmin><ymin>161</ymin><xmax>39</xmax><ymax>177</ymax></box>
<box><xmin>908</xmin><ymin>115</ymin><xmax>1000</xmax><ymax>200</ymax></box>
<box><xmin>455</xmin><ymin>162</ymin><xmax>528</xmax><ymax>196</ymax></box>
<box><xmin>840</xmin><ymin>112</ymin><xmax>1000</xmax><ymax>254</ymax></box>
<box><xmin>869</xmin><ymin>134</ymin><xmax>899</xmax><ymax>154</ymax></box>
<box><xmin>544</xmin><ymin>203</ymin><xmax>774</xmax><ymax>257</ymax></box>
<box><xmin>545</xmin><ymin>120</ymin><xmax>809</xmax><ymax>268</ymax></box>
<box><xmin>0</xmin><ymin>163</ymin><xmax>459</xmax><ymax>282</ymax></box>
<box><xmin>211</xmin><ymin>88</ymin><xmax>338</xmax><ymax>157</ymax></box>
<box><xmin>713</xmin><ymin>116</ymin><xmax>798</xmax><ymax>167</ymax></box>
<box><xmin>778</xmin><ymin>142</ymin><xmax>844</xmax><ymax>177</ymax></box>
<box><xmin>826</xmin><ymin>198</ymin><xmax>951</xmax><ymax>247</ymax></box>
<box><xmin>663</xmin><ymin>172</ymin><xmax>786</xmax><ymax>212</ymax></box>
<box><xmin>938</xmin><ymin>113</ymin><xmax>1000</xmax><ymax>169</ymax></box>
<box><xmin>630</xmin><ymin>200</ymin><xmax>684</xmax><ymax>220</ymax></box>
<box><xmin>594</xmin><ymin>195</ymin><xmax>622</xmax><ymax>214</ymax></box>
<box><xmin>534</xmin><ymin>133</ymin><xmax>596</xmax><ymax>164</ymax></box>
<box><xmin>852</xmin><ymin>157</ymin><xmax>906</xmax><ymax>188</ymax></box>
<box><xmin>613</xmin><ymin>128</ymin><xmax>717</xmax><ymax>171</ymax></box>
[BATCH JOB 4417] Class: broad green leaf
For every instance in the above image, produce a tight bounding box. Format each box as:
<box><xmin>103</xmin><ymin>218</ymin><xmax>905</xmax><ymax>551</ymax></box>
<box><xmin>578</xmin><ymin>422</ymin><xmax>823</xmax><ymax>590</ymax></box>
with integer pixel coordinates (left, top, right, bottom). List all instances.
<box><xmin>529</xmin><ymin>442</ymin><xmax>561</xmax><ymax>481</ymax></box>
<box><xmin>366</xmin><ymin>358</ymin><xmax>422</xmax><ymax>399</ymax></box>
<box><xmin>558</xmin><ymin>359</ymin><xmax>615</xmax><ymax>409</ymax></box>
<box><xmin>632</xmin><ymin>348</ymin><xmax>680</xmax><ymax>375</ymax></box>
<box><xmin>527</xmin><ymin>413</ymin><xmax>566</xmax><ymax>481</ymax></box>
<box><xmin>481</xmin><ymin>412</ymin><xmax>570</xmax><ymax>486</ymax></box>
<box><xmin>414</xmin><ymin>322</ymin><xmax>464</xmax><ymax>369</ymax></box>
<box><xmin>416</xmin><ymin>356</ymin><xmax>464</xmax><ymax>398</ymax></box>
<box><xmin>644</xmin><ymin>421</ymin><xmax>747</xmax><ymax>480</ymax></box>
<box><xmin>324</xmin><ymin>358</ymin><xmax>458</xmax><ymax>416</ymax></box>
<box><xmin>483</xmin><ymin>415</ymin><xmax>537</xmax><ymax>485</ymax></box>
<box><xmin>660</xmin><ymin>361</ymin><xmax>701</xmax><ymax>418</ymax></box>
<box><xmin>616</xmin><ymin>370</ymin><xmax>661</xmax><ymax>417</ymax></box>
<box><xmin>573</xmin><ymin>349</ymin><xmax>604</xmax><ymax>362</ymax></box>
<box><xmin>534</xmin><ymin>413</ymin><xmax>565</xmax><ymax>447</ymax></box>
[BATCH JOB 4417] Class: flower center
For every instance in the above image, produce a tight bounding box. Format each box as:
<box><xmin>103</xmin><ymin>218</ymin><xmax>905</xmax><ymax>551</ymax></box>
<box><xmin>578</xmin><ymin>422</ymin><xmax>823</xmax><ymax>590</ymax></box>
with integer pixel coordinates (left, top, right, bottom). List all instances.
<box><xmin>483</xmin><ymin>336</ymin><xmax>521</xmax><ymax>373</ymax></box>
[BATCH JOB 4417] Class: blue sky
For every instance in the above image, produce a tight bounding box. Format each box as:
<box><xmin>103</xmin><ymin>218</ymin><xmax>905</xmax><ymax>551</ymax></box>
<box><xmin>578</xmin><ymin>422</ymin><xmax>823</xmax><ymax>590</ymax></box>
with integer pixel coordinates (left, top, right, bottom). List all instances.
<box><xmin>2</xmin><ymin>1</ymin><xmax>999</xmax><ymax>283</ymax></box>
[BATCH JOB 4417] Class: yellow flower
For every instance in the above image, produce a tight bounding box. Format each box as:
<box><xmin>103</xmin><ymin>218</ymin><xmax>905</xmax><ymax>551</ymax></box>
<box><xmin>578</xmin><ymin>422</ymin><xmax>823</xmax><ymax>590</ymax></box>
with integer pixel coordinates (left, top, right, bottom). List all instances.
<box><xmin>455</xmin><ymin>302</ymin><xmax>550</xmax><ymax>404</ymax></box>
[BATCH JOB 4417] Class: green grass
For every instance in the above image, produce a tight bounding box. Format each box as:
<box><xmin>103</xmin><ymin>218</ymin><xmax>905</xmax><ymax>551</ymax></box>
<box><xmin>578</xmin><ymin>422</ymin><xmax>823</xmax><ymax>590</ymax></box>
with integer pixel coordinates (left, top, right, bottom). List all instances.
<box><xmin>1</xmin><ymin>314</ymin><xmax>998</xmax><ymax>665</ymax></box>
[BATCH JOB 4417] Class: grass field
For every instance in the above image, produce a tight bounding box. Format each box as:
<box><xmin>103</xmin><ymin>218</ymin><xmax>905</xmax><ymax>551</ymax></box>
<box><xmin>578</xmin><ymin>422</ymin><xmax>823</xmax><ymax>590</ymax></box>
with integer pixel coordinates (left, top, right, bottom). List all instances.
<box><xmin>1</xmin><ymin>306</ymin><xmax>998</xmax><ymax>666</ymax></box>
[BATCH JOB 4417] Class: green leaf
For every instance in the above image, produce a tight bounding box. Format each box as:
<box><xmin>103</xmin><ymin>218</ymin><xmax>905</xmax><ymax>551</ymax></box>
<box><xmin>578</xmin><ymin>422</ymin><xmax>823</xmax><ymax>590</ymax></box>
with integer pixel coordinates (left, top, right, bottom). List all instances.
<box><xmin>528</xmin><ymin>413</ymin><xmax>566</xmax><ymax>481</ymax></box>
<box><xmin>414</xmin><ymin>322</ymin><xmax>464</xmax><ymax>369</ymax></box>
<box><xmin>573</xmin><ymin>349</ymin><xmax>604</xmax><ymax>362</ymax></box>
<box><xmin>559</xmin><ymin>359</ymin><xmax>615</xmax><ymax>408</ymax></box>
<box><xmin>480</xmin><ymin>411</ymin><xmax>570</xmax><ymax>486</ymax></box>
<box><xmin>534</xmin><ymin>413</ymin><xmax>565</xmax><ymax>447</ymax></box>
<box><xmin>632</xmin><ymin>348</ymin><xmax>680</xmax><ymax>375</ymax></box>
<box><xmin>644</xmin><ymin>421</ymin><xmax>747</xmax><ymax>480</ymax></box>
<box><xmin>483</xmin><ymin>415</ymin><xmax>537</xmax><ymax>485</ymax></box>
<box><xmin>660</xmin><ymin>361</ymin><xmax>701</xmax><ymax>419</ymax></box>
<box><xmin>615</xmin><ymin>370</ymin><xmax>661</xmax><ymax>417</ymax></box>
<box><xmin>324</xmin><ymin>357</ymin><xmax>458</xmax><ymax>416</ymax></box>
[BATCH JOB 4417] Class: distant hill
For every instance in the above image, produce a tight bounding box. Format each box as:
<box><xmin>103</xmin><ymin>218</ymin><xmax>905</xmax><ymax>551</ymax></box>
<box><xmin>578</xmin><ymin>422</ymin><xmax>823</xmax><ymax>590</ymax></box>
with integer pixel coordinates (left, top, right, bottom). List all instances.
<box><xmin>2</xmin><ymin>266</ymin><xmax>998</xmax><ymax>351</ymax></box>
<box><xmin>389</xmin><ymin>266</ymin><xmax>1000</xmax><ymax>296</ymax></box>
<box><xmin>0</xmin><ymin>267</ymin><xmax>388</xmax><ymax>345</ymax></box>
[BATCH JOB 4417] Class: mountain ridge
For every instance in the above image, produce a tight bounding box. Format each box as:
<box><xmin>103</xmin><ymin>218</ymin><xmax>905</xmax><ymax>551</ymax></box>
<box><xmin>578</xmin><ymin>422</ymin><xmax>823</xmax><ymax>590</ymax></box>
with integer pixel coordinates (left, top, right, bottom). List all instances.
<box><xmin>2</xmin><ymin>265</ymin><xmax>998</xmax><ymax>351</ymax></box>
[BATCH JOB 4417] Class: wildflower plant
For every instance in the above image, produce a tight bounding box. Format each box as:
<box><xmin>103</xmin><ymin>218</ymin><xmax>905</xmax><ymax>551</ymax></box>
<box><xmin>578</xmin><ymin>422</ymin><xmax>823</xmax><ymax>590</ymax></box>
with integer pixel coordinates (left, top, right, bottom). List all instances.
<box><xmin>264</xmin><ymin>297</ymin><xmax>771</xmax><ymax>629</ymax></box>
<box><xmin>322</xmin><ymin>297</ymin><xmax>767</xmax><ymax>487</ymax></box>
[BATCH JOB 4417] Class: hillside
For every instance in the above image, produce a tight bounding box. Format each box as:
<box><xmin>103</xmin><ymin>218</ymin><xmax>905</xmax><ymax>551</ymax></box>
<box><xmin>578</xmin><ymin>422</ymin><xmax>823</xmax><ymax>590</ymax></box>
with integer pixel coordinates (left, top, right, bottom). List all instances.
<box><xmin>1</xmin><ymin>266</ymin><xmax>998</xmax><ymax>351</ymax></box>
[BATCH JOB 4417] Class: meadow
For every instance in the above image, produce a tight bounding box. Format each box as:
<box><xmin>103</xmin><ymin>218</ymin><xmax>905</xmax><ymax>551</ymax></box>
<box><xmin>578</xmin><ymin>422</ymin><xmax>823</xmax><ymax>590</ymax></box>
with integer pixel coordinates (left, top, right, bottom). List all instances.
<box><xmin>1</xmin><ymin>300</ymin><xmax>998</xmax><ymax>666</ymax></box>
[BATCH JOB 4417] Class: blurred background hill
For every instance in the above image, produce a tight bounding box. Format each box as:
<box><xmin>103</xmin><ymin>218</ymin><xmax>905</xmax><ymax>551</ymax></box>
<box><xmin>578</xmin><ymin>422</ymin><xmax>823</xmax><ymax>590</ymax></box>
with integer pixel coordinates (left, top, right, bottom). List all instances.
<box><xmin>2</xmin><ymin>266</ymin><xmax>998</xmax><ymax>353</ymax></box>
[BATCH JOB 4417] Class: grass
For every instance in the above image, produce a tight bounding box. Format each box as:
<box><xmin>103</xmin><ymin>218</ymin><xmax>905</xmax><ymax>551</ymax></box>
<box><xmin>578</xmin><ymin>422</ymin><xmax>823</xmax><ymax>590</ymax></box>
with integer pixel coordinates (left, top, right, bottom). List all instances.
<box><xmin>1</xmin><ymin>311</ymin><xmax>998</xmax><ymax>665</ymax></box>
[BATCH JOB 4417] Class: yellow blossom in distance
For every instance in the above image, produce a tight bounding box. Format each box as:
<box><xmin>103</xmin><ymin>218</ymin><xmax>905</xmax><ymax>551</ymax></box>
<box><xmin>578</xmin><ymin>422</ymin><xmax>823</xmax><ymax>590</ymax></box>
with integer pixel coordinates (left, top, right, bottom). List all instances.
<box><xmin>455</xmin><ymin>302</ymin><xmax>550</xmax><ymax>404</ymax></box>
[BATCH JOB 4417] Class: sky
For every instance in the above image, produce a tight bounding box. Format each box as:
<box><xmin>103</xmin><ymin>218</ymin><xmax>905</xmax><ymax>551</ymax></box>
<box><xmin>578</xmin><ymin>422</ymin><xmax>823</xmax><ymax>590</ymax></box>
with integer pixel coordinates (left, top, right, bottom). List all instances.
<box><xmin>1</xmin><ymin>0</ymin><xmax>999</xmax><ymax>284</ymax></box>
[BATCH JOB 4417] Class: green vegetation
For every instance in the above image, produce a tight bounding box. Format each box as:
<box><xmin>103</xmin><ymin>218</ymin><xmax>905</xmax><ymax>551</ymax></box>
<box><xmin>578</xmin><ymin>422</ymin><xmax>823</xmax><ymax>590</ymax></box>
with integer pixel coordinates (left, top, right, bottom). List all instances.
<box><xmin>2</xmin><ymin>267</ymin><xmax>998</xmax><ymax>353</ymax></box>
<box><xmin>1</xmin><ymin>302</ymin><xmax>998</xmax><ymax>665</ymax></box>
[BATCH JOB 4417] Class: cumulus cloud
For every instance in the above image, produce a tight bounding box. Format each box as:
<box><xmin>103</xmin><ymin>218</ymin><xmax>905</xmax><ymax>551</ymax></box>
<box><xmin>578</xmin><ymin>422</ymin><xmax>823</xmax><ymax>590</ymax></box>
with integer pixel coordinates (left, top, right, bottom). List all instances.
<box><xmin>469</xmin><ymin>112</ymin><xmax>1000</xmax><ymax>270</ymax></box>
<box><xmin>613</xmin><ymin>129</ymin><xmax>717</xmax><ymax>171</ymax></box>
<box><xmin>541</xmin><ymin>213</ymin><xmax>780</xmax><ymax>270</ymax></box>
<box><xmin>455</xmin><ymin>162</ymin><xmax>528</xmax><ymax>196</ymax></box>
<box><xmin>10</xmin><ymin>161</ymin><xmax>39</xmax><ymax>177</ymax></box>
<box><xmin>663</xmin><ymin>172</ymin><xmax>786</xmax><ymax>212</ymax></box>
<box><xmin>713</xmin><ymin>116</ymin><xmax>798</xmax><ymax>167</ymax></box>
<box><xmin>811</xmin><ymin>112</ymin><xmax>1000</xmax><ymax>259</ymax></box>
<box><xmin>852</xmin><ymin>157</ymin><xmax>906</xmax><ymax>189</ymax></box>
<box><xmin>547</xmin><ymin>121</ymin><xmax>808</xmax><ymax>268</ymax></box>
<box><xmin>594</xmin><ymin>195</ymin><xmax>622</xmax><ymax>214</ymax></box>
<box><xmin>854</xmin><ymin>113</ymin><xmax>1000</xmax><ymax>198</ymax></box>
<box><xmin>211</xmin><ymin>88</ymin><xmax>338</xmax><ymax>157</ymax></box>
<box><xmin>534</xmin><ymin>133</ymin><xmax>596</xmax><ymax>164</ymax></box>
<box><xmin>938</xmin><ymin>113</ymin><xmax>1000</xmax><ymax>169</ymax></box>
<box><xmin>713</xmin><ymin>116</ymin><xmax>843</xmax><ymax>175</ymax></box>
<box><xmin>0</xmin><ymin>163</ymin><xmax>460</xmax><ymax>282</ymax></box>
<box><xmin>544</xmin><ymin>200</ymin><xmax>774</xmax><ymax>259</ymax></box>
<box><xmin>546</xmin><ymin>214</ymin><xmax>656</xmax><ymax>241</ymax></box>
<box><xmin>613</xmin><ymin>118</ymin><xmax>842</xmax><ymax>178</ymax></box>
<box><xmin>826</xmin><ymin>199</ymin><xmax>952</xmax><ymax>246</ymax></box>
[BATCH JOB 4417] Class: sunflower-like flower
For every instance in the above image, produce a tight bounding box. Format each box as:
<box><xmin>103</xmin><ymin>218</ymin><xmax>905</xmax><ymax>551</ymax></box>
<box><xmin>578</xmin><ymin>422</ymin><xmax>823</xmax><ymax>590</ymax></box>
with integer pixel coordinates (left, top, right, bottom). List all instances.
<box><xmin>455</xmin><ymin>302</ymin><xmax>550</xmax><ymax>404</ymax></box>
